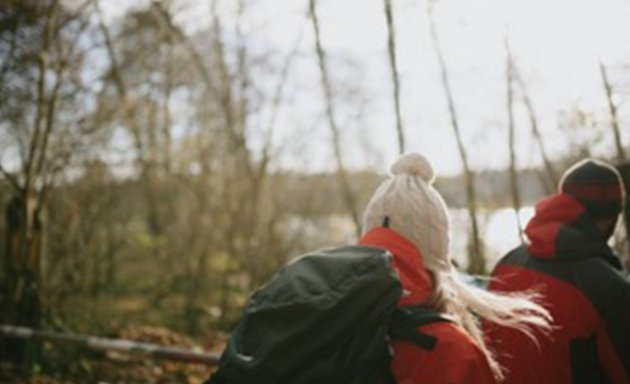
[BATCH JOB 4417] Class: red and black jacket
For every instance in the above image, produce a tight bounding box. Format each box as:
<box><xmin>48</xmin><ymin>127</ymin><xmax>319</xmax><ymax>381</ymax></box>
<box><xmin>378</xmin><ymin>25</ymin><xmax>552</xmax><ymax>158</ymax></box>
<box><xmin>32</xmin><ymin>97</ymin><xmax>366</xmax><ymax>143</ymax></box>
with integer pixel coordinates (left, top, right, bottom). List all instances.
<box><xmin>486</xmin><ymin>193</ymin><xmax>630</xmax><ymax>384</ymax></box>
<box><xmin>361</xmin><ymin>228</ymin><xmax>497</xmax><ymax>384</ymax></box>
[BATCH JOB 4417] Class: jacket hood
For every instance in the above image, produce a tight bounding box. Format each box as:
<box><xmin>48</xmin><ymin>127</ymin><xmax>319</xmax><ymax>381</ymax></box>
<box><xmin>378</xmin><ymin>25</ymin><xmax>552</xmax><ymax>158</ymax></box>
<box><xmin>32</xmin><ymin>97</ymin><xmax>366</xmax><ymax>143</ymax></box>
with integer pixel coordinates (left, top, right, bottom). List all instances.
<box><xmin>358</xmin><ymin>227</ymin><xmax>434</xmax><ymax>306</ymax></box>
<box><xmin>525</xmin><ymin>193</ymin><xmax>622</xmax><ymax>270</ymax></box>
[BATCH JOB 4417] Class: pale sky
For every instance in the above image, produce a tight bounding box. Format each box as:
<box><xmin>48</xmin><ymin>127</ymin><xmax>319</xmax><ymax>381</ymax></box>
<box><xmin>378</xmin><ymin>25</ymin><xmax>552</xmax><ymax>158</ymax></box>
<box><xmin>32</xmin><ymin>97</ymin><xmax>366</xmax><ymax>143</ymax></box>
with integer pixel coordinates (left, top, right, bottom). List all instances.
<box><xmin>102</xmin><ymin>0</ymin><xmax>630</xmax><ymax>176</ymax></box>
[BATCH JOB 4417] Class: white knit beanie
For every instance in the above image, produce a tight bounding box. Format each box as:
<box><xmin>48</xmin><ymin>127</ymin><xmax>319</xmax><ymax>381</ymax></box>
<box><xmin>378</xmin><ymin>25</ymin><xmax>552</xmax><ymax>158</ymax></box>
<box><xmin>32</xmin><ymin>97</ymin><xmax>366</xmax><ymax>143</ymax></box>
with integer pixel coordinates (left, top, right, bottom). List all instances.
<box><xmin>362</xmin><ymin>153</ymin><xmax>452</xmax><ymax>272</ymax></box>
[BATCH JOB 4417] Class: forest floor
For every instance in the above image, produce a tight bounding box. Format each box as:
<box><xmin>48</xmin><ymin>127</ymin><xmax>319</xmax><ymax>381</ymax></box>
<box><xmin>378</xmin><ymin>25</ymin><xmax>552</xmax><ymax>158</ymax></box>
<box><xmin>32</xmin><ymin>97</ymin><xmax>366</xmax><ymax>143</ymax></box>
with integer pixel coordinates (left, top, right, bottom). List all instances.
<box><xmin>0</xmin><ymin>326</ymin><xmax>228</xmax><ymax>383</ymax></box>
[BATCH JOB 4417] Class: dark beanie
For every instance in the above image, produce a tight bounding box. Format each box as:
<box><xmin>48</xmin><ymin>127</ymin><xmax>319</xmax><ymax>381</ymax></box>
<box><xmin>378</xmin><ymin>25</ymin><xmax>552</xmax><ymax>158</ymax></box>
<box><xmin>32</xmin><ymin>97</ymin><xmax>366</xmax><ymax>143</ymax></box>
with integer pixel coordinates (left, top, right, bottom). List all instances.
<box><xmin>559</xmin><ymin>159</ymin><xmax>625</xmax><ymax>218</ymax></box>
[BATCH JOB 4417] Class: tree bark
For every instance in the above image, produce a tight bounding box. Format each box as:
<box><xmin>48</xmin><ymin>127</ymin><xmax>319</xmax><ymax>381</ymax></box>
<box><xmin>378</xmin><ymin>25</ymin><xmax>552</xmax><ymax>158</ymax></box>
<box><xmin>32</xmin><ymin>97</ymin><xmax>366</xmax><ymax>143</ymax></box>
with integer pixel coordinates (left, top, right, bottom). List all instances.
<box><xmin>383</xmin><ymin>0</ymin><xmax>405</xmax><ymax>155</ymax></box>
<box><xmin>2</xmin><ymin>0</ymin><xmax>59</xmax><ymax>339</ymax></box>
<box><xmin>616</xmin><ymin>162</ymin><xmax>630</xmax><ymax>269</ymax></box>
<box><xmin>2</xmin><ymin>195</ymin><xmax>45</xmax><ymax>363</ymax></box>
<box><xmin>600</xmin><ymin>62</ymin><xmax>627</xmax><ymax>163</ymax></box>
<box><xmin>599</xmin><ymin>64</ymin><xmax>629</xmax><ymax>260</ymax></box>
<box><xmin>505</xmin><ymin>41</ymin><xmax>524</xmax><ymax>241</ymax></box>
<box><xmin>309</xmin><ymin>0</ymin><xmax>361</xmax><ymax>237</ymax></box>
<box><xmin>427</xmin><ymin>3</ymin><xmax>484</xmax><ymax>273</ymax></box>
<box><xmin>512</xmin><ymin>65</ymin><xmax>558</xmax><ymax>193</ymax></box>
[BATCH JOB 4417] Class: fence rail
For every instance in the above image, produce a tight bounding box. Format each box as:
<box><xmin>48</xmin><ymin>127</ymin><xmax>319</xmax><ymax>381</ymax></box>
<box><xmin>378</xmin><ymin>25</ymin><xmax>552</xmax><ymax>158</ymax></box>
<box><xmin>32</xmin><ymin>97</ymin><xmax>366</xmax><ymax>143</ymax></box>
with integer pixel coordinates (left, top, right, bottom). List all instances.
<box><xmin>0</xmin><ymin>324</ymin><xmax>220</xmax><ymax>365</ymax></box>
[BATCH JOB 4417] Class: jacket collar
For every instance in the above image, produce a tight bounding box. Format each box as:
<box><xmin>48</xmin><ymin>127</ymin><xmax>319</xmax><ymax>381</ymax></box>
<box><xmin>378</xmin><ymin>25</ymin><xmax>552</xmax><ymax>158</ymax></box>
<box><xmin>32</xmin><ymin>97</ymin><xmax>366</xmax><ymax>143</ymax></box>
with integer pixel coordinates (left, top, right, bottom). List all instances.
<box><xmin>359</xmin><ymin>227</ymin><xmax>434</xmax><ymax>306</ymax></box>
<box><xmin>525</xmin><ymin>193</ymin><xmax>622</xmax><ymax>270</ymax></box>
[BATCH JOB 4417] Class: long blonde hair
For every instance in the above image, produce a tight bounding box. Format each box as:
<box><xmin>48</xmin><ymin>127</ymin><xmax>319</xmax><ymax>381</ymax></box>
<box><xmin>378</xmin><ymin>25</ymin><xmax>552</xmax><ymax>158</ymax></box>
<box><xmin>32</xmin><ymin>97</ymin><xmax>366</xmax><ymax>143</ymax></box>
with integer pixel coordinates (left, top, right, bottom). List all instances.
<box><xmin>431</xmin><ymin>270</ymin><xmax>551</xmax><ymax>381</ymax></box>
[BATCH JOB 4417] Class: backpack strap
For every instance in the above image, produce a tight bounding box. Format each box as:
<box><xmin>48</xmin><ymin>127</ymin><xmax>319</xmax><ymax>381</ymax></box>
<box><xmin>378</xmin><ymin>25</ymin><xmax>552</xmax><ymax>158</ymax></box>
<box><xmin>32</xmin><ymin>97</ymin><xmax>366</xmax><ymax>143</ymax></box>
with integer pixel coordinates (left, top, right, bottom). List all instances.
<box><xmin>388</xmin><ymin>307</ymin><xmax>451</xmax><ymax>351</ymax></box>
<box><xmin>383</xmin><ymin>307</ymin><xmax>451</xmax><ymax>383</ymax></box>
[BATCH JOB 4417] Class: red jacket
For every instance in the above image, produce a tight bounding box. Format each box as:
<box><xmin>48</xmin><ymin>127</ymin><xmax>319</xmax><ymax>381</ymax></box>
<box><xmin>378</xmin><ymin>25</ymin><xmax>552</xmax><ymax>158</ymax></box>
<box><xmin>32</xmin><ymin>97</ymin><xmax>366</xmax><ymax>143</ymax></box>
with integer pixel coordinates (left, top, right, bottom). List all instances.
<box><xmin>486</xmin><ymin>193</ymin><xmax>630</xmax><ymax>384</ymax></box>
<box><xmin>360</xmin><ymin>228</ymin><xmax>497</xmax><ymax>384</ymax></box>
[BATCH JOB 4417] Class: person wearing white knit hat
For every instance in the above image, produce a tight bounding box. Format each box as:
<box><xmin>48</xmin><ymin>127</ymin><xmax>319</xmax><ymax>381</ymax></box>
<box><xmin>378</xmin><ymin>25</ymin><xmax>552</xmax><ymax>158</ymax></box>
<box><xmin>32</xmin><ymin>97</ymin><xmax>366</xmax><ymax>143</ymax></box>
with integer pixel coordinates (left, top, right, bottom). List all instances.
<box><xmin>358</xmin><ymin>152</ymin><xmax>551</xmax><ymax>383</ymax></box>
<box><xmin>362</xmin><ymin>152</ymin><xmax>451</xmax><ymax>272</ymax></box>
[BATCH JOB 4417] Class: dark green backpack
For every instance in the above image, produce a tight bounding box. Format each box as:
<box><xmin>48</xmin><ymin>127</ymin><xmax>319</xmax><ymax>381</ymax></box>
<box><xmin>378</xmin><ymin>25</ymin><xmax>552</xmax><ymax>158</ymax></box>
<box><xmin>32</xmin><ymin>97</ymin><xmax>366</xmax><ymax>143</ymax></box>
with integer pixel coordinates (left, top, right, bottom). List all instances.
<box><xmin>206</xmin><ymin>245</ymin><xmax>447</xmax><ymax>384</ymax></box>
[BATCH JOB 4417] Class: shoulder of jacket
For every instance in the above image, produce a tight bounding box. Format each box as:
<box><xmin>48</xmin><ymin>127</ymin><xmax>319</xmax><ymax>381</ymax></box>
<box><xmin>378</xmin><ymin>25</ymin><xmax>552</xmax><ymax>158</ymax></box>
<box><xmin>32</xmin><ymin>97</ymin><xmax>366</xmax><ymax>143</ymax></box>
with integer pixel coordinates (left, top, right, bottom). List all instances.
<box><xmin>495</xmin><ymin>244</ymin><xmax>529</xmax><ymax>267</ymax></box>
<box><xmin>419</xmin><ymin>322</ymin><xmax>497</xmax><ymax>382</ymax></box>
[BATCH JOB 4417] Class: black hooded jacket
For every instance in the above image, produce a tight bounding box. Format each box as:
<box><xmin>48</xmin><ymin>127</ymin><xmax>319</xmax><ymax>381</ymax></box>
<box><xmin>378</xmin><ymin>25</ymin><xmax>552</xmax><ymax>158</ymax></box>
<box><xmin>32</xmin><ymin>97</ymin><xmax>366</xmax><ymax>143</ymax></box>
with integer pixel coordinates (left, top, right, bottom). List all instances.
<box><xmin>486</xmin><ymin>193</ymin><xmax>630</xmax><ymax>384</ymax></box>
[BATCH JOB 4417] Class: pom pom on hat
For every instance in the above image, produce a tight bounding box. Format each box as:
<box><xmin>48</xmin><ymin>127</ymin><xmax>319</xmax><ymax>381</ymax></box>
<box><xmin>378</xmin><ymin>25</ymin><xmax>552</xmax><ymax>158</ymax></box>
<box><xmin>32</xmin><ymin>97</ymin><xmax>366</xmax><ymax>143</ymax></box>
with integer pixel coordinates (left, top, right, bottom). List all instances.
<box><xmin>390</xmin><ymin>153</ymin><xmax>436</xmax><ymax>184</ymax></box>
<box><xmin>362</xmin><ymin>152</ymin><xmax>451</xmax><ymax>272</ymax></box>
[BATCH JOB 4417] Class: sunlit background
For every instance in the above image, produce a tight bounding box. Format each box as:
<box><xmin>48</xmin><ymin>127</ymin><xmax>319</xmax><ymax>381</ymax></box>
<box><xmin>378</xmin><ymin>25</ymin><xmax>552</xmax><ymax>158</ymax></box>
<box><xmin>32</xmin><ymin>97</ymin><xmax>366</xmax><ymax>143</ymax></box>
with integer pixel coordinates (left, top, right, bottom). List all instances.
<box><xmin>97</xmin><ymin>0</ymin><xmax>630</xmax><ymax>173</ymax></box>
<box><xmin>95</xmin><ymin>0</ymin><xmax>630</xmax><ymax>263</ymax></box>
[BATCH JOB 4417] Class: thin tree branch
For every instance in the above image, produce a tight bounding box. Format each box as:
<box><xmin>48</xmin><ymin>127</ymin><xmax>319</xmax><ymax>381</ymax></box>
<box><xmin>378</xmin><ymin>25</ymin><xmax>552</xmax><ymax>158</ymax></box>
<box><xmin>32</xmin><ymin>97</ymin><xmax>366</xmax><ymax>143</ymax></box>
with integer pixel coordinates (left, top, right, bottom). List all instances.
<box><xmin>95</xmin><ymin>0</ymin><xmax>126</xmax><ymax>98</ymax></box>
<box><xmin>259</xmin><ymin>25</ymin><xmax>305</xmax><ymax>180</ymax></box>
<box><xmin>97</xmin><ymin>0</ymin><xmax>151</xmax><ymax>174</ymax></box>
<box><xmin>33</xmin><ymin>4</ymin><xmax>92</xmax><ymax>210</ymax></box>
<box><xmin>383</xmin><ymin>0</ymin><xmax>405</xmax><ymax>154</ymax></box>
<box><xmin>32</xmin><ymin>75</ymin><xmax>62</xmax><ymax>182</ymax></box>
<box><xmin>309</xmin><ymin>0</ymin><xmax>361</xmax><ymax>237</ymax></box>
<box><xmin>33</xmin><ymin>14</ymin><xmax>87</xmax><ymax>180</ymax></box>
<box><xmin>0</xmin><ymin>163</ymin><xmax>22</xmax><ymax>192</ymax></box>
<box><xmin>600</xmin><ymin>61</ymin><xmax>626</xmax><ymax>163</ymax></box>
<box><xmin>24</xmin><ymin>0</ymin><xmax>59</xmax><ymax>193</ymax></box>
<box><xmin>0</xmin><ymin>26</ymin><xmax>19</xmax><ymax>88</ymax></box>
<box><xmin>427</xmin><ymin>1</ymin><xmax>484</xmax><ymax>273</ymax></box>
<box><xmin>152</xmin><ymin>1</ymin><xmax>214</xmax><ymax>90</ymax></box>
<box><xmin>512</xmin><ymin>64</ymin><xmax>558</xmax><ymax>192</ymax></box>
<box><xmin>505</xmin><ymin>39</ymin><xmax>523</xmax><ymax>241</ymax></box>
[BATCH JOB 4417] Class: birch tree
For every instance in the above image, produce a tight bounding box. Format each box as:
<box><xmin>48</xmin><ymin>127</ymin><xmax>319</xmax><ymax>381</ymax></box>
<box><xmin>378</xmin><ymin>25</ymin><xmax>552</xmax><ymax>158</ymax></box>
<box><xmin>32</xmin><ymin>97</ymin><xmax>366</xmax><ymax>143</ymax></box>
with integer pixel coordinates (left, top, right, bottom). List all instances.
<box><xmin>427</xmin><ymin>2</ymin><xmax>485</xmax><ymax>273</ymax></box>
<box><xmin>0</xmin><ymin>0</ymin><xmax>104</xmax><ymax>358</ymax></box>
<box><xmin>505</xmin><ymin>40</ymin><xmax>523</xmax><ymax>240</ymax></box>
<box><xmin>309</xmin><ymin>0</ymin><xmax>361</xmax><ymax>236</ymax></box>
<box><xmin>383</xmin><ymin>0</ymin><xmax>405</xmax><ymax>154</ymax></box>
<box><xmin>599</xmin><ymin>62</ymin><xmax>626</xmax><ymax>163</ymax></box>
<box><xmin>513</xmin><ymin>65</ymin><xmax>558</xmax><ymax>193</ymax></box>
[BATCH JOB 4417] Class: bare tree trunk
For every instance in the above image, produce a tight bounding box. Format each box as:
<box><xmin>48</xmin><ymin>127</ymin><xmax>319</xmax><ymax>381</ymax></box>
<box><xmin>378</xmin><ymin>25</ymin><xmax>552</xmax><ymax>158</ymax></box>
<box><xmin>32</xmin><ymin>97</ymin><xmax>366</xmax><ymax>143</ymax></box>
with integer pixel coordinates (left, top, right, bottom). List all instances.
<box><xmin>383</xmin><ymin>0</ymin><xmax>405</xmax><ymax>155</ymax></box>
<box><xmin>600</xmin><ymin>62</ymin><xmax>627</xmax><ymax>163</ymax></box>
<box><xmin>210</xmin><ymin>2</ymin><xmax>254</xmax><ymax>180</ymax></box>
<box><xmin>161</xmin><ymin>42</ymin><xmax>174</xmax><ymax>174</ymax></box>
<box><xmin>513</xmin><ymin>66</ymin><xmax>558</xmax><ymax>193</ymax></box>
<box><xmin>309</xmin><ymin>0</ymin><xmax>361</xmax><ymax>237</ymax></box>
<box><xmin>2</xmin><ymin>195</ymin><xmax>46</xmax><ymax>367</ymax></box>
<box><xmin>616</xmin><ymin>162</ymin><xmax>630</xmax><ymax>269</ymax></box>
<box><xmin>249</xmin><ymin>27</ymin><xmax>304</xmax><ymax>289</ymax></box>
<box><xmin>99</xmin><ymin>0</ymin><xmax>165</xmax><ymax>241</ymax></box>
<box><xmin>153</xmin><ymin>1</ymin><xmax>215</xmax><ymax>90</ymax></box>
<box><xmin>260</xmin><ymin>28</ymin><xmax>304</xmax><ymax>169</ymax></box>
<box><xmin>184</xmin><ymin>179</ymin><xmax>213</xmax><ymax>334</ymax></box>
<box><xmin>599</xmin><ymin>63</ymin><xmax>629</xmax><ymax>257</ymax></box>
<box><xmin>4</xmin><ymin>196</ymin><xmax>44</xmax><ymax>326</ymax></box>
<box><xmin>1</xmin><ymin>7</ymin><xmax>96</xmax><ymax>359</ymax></box>
<box><xmin>202</xmin><ymin>1</ymin><xmax>279</xmax><ymax>324</ymax></box>
<box><xmin>505</xmin><ymin>41</ymin><xmax>523</xmax><ymax>241</ymax></box>
<box><xmin>427</xmin><ymin>3</ymin><xmax>484</xmax><ymax>274</ymax></box>
<box><xmin>2</xmin><ymin>1</ymin><xmax>59</xmax><ymax>338</ymax></box>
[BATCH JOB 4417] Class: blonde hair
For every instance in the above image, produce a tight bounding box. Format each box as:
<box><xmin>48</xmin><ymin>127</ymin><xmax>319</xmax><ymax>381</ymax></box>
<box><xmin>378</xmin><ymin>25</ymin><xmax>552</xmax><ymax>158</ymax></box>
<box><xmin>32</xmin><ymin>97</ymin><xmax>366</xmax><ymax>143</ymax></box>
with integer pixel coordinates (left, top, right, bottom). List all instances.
<box><xmin>431</xmin><ymin>270</ymin><xmax>551</xmax><ymax>381</ymax></box>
